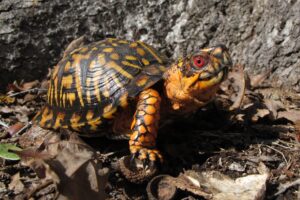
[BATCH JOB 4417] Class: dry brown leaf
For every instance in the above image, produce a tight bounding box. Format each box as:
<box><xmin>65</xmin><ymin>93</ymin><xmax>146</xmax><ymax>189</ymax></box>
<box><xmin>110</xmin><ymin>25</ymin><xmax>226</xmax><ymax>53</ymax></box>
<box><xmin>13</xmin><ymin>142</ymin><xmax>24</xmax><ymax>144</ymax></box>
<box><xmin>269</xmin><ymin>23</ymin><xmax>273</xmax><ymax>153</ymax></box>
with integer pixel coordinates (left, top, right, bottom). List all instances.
<box><xmin>8</xmin><ymin>173</ymin><xmax>24</xmax><ymax>194</ymax></box>
<box><xmin>251</xmin><ymin>109</ymin><xmax>270</xmax><ymax>122</ymax></box>
<box><xmin>264</xmin><ymin>99</ymin><xmax>285</xmax><ymax>119</ymax></box>
<box><xmin>250</xmin><ymin>69</ymin><xmax>272</xmax><ymax>88</ymax></box>
<box><xmin>21</xmin><ymin>128</ymin><xmax>108</xmax><ymax>199</ymax></box>
<box><xmin>8</xmin><ymin>80</ymin><xmax>39</xmax><ymax>92</ymax></box>
<box><xmin>6</xmin><ymin>122</ymin><xmax>25</xmax><ymax>136</ymax></box>
<box><xmin>22</xmin><ymin>93</ymin><xmax>37</xmax><ymax>104</ymax></box>
<box><xmin>0</xmin><ymin>106</ymin><xmax>14</xmax><ymax>114</ymax></box>
<box><xmin>181</xmin><ymin>168</ymin><xmax>269</xmax><ymax>200</ymax></box>
<box><xmin>277</xmin><ymin>110</ymin><xmax>300</xmax><ymax>123</ymax></box>
<box><xmin>21</xmin><ymin>80</ymin><xmax>40</xmax><ymax>91</ymax></box>
<box><xmin>228</xmin><ymin>64</ymin><xmax>246</xmax><ymax>110</ymax></box>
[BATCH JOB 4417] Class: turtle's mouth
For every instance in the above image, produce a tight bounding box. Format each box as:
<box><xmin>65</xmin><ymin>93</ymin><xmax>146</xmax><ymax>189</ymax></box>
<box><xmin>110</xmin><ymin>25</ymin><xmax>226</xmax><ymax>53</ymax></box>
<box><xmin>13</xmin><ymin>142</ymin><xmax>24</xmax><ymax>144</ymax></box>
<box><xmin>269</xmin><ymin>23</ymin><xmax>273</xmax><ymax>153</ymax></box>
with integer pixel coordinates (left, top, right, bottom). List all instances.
<box><xmin>198</xmin><ymin>65</ymin><xmax>228</xmax><ymax>81</ymax></box>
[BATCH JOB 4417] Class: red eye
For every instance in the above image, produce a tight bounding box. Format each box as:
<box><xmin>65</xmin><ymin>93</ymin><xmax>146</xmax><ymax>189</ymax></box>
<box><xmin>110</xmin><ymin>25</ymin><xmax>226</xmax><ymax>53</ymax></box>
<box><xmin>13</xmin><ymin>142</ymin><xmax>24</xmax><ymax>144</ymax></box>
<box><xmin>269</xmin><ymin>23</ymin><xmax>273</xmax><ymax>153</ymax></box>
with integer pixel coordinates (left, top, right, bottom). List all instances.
<box><xmin>193</xmin><ymin>55</ymin><xmax>206</xmax><ymax>68</ymax></box>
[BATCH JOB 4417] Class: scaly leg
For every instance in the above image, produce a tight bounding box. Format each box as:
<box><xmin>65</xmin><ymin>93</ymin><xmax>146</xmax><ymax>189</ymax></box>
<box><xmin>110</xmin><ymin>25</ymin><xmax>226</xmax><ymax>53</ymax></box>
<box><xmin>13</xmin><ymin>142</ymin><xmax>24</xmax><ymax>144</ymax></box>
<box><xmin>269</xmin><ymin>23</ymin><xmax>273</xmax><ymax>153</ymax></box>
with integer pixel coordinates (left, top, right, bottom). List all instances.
<box><xmin>129</xmin><ymin>88</ymin><xmax>162</xmax><ymax>164</ymax></box>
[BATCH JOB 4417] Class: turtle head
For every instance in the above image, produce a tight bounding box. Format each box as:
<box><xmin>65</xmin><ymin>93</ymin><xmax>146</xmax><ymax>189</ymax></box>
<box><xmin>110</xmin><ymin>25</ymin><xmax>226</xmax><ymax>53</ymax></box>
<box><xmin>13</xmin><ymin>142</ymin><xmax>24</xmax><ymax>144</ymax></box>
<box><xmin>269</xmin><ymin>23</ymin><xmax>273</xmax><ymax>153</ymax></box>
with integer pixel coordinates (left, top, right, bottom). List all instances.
<box><xmin>164</xmin><ymin>45</ymin><xmax>232</xmax><ymax>112</ymax></box>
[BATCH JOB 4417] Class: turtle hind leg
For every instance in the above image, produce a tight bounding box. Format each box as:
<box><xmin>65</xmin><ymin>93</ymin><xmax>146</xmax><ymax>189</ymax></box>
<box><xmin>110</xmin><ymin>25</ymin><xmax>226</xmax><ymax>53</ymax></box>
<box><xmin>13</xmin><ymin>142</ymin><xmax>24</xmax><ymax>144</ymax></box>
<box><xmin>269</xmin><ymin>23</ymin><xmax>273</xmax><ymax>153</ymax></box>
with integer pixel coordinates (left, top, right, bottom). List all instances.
<box><xmin>129</xmin><ymin>88</ymin><xmax>163</xmax><ymax>164</ymax></box>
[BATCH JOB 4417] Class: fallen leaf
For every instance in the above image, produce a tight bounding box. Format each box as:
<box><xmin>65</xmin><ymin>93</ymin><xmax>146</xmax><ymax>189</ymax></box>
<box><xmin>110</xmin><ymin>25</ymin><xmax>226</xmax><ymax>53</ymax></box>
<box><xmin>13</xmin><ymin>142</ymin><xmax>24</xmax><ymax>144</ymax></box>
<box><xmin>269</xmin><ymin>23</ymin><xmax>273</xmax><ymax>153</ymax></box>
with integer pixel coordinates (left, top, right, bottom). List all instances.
<box><xmin>251</xmin><ymin>109</ymin><xmax>270</xmax><ymax>122</ymax></box>
<box><xmin>250</xmin><ymin>69</ymin><xmax>272</xmax><ymax>89</ymax></box>
<box><xmin>277</xmin><ymin>110</ymin><xmax>300</xmax><ymax>123</ymax></box>
<box><xmin>8</xmin><ymin>173</ymin><xmax>24</xmax><ymax>194</ymax></box>
<box><xmin>7</xmin><ymin>80</ymin><xmax>39</xmax><ymax>92</ymax></box>
<box><xmin>6</xmin><ymin>122</ymin><xmax>25</xmax><ymax>136</ymax></box>
<box><xmin>0</xmin><ymin>106</ymin><xmax>14</xmax><ymax>114</ymax></box>
<box><xmin>181</xmin><ymin>169</ymin><xmax>269</xmax><ymax>200</ymax></box>
<box><xmin>21</xmin><ymin>128</ymin><xmax>109</xmax><ymax>199</ymax></box>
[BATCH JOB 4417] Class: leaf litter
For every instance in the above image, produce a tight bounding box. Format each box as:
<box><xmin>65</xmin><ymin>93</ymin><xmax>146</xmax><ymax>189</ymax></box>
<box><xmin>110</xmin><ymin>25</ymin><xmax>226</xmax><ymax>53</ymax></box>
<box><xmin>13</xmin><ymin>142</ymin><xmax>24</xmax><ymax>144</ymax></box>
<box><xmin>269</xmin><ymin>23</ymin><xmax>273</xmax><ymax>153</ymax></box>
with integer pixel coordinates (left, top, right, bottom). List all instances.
<box><xmin>0</xmin><ymin>60</ymin><xmax>299</xmax><ymax>199</ymax></box>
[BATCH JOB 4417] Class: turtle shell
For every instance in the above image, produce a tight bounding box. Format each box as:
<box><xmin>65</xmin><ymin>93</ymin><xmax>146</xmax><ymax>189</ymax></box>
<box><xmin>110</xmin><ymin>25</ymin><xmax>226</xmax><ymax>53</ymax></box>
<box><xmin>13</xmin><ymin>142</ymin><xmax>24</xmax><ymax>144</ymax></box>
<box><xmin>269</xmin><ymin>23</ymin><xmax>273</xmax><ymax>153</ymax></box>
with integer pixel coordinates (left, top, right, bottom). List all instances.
<box><xmin>34</xmin><ymin>38</ymin><xmax>168</xmax><ymax>133</ymax></box>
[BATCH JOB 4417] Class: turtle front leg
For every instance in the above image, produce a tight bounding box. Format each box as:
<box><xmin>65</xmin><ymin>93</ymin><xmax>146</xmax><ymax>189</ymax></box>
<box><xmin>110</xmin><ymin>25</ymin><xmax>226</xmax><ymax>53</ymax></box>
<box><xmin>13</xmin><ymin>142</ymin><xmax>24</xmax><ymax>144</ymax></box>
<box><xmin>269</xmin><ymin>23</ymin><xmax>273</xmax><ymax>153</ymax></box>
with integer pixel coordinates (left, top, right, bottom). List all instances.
<box><xmin>129</xmin><ymin>88</ymin><xmax>162</xmax><ymax>165</ymax></box>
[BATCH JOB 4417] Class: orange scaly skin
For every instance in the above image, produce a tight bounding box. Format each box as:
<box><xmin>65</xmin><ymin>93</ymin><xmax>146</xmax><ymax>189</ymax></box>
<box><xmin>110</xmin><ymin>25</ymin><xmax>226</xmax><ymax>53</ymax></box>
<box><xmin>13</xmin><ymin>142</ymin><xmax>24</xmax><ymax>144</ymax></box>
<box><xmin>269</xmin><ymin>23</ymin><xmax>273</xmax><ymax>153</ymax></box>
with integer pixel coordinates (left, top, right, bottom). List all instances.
<box><xmin>129</xmin><ymin>89</ymin><xmax>162</xmax><ymax>162</ymax></box>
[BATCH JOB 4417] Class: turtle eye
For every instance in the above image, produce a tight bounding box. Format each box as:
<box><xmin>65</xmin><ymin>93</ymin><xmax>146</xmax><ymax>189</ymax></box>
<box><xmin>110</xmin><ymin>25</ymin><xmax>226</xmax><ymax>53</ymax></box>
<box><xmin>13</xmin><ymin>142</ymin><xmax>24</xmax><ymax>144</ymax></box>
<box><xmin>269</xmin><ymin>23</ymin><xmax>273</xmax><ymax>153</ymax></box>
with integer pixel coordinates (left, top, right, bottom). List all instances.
<box><xmin>193</xmin><ymin>55</ymin><xmax>206</xmax><ymax>68</ymax></box>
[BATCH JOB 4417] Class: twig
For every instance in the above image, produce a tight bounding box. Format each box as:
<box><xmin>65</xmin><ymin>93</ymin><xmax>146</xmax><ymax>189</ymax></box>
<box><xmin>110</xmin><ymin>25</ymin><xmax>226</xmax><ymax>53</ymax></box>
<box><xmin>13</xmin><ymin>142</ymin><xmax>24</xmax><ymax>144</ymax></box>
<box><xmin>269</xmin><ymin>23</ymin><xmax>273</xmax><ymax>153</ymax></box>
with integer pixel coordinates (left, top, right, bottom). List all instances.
<box><xmin>26</xmin><ymin>179</ymin><xmax>55</xmax><ymax>198</ymax></box>
<box><xmin>0</xmin><ymin>119</ymin><xmax>9</xmax><ymax>128</ymax></box>
<box><xmin>15</xmin><ymin>122</ymin><xmax>32</xmax><ymax>136</ymax></box>
<box><xmin>275</xmin><ymin>178</ymin><xmax>300</xmax><ymax>196</ymax></box>
<box><xmin>271</xmin><ymin>141</ymin><xmax>292</xmax><ymax>149</ymax></box>
<box><xmin>8</xmin><ymin>88</ymin><xmax>47</xmax><ymax>97</ymax></box>
<box><xmin>264</xmin><ymin>145</ymin><xmax>288</xmax><ymax>165</ymax></box>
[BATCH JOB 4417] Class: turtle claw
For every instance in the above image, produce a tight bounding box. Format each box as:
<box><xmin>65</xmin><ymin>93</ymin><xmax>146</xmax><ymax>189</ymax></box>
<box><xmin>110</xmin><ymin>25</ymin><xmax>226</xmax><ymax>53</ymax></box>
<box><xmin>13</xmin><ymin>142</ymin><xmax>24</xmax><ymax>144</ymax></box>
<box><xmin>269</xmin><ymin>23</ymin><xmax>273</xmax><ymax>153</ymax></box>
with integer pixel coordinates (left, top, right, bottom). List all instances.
<box><xmin>129</xmin><ymin>145</ymin><xmax>163</xmax><ymax>170</ymax></box>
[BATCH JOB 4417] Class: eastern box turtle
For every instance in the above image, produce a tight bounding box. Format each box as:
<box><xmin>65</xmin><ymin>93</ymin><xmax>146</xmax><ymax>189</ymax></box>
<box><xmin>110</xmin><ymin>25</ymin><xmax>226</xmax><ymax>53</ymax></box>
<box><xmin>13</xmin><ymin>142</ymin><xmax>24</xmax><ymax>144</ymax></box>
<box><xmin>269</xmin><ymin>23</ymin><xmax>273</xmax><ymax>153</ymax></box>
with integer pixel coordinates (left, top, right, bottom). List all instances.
<box><xmin>33</xmin><ymin>38</ymin><xmax>232</xmax><ymax>166</ymax></box>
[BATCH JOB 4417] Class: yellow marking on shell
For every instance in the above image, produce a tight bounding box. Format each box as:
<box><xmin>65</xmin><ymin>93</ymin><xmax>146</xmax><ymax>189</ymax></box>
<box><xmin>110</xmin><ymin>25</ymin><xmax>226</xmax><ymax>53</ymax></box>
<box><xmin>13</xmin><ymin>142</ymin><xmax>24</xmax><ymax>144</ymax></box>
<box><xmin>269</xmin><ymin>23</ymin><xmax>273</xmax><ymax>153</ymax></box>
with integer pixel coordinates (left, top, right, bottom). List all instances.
<box><xmin>48</xmin><ymin>83</ymin><xmax>53</xmax><ymax>105</ymax></box>
<box><xmin>103</xmin><ymin>104</ymin><xmax>117</xmax><ymax>119</ymax></box>
<box><xmin>72</xmin><ymin>54</ymin><xmax>90</xmax><ymax>106</ymax></box>
<box><xmin>141</xmin><ymin>58</ymin><xmax>150</xmax><ymax>65</ymax></box>
<box><xmin>86</xmin><ymin>110</ymin><xmax>94</xmax><ymax>120</ymax></box>
<box><xmin>111</xmin><ymin>73</ymin><xmax>123</xmax><ymax>88</ymax></box>
<box><xmin>61</xmin><ymin>75</ymin><xmax>73</xmax><ymax>89</ymax></box>
<box><xmin>103</xmin><ymin>47</ymin><xmax>114</xmax><ymax>53</ymax></box>
<box><xmin>47</xmin><ymin>82</ymin><xmax>52</xmax><ymax>103</ymax></box>
<box><xmin>136</xmin><ymin>48</ymin><xmax>146</xmax><ymax>56</ymax></box>
<box><xmin>88</xmin><ymin>117</ymin><xmax>102</xmax><ymax>131</ymax></box>
<box><xmin>52</xmin><ymin>65</ymin><xmax>59</xmax><ymax>78</ymax></box>
<box><xmin>67</xmin><ymin>93</ymin><xmax>76</xmax><ymax>106</ymax></box>
<box><xmin>92</xmin><ymin>47</ymin><xmax>98</xmax><ymax>51</ymax></box>
<box><xmin>159</xmin><ymin>65</ymin><xmax>166</xmax><ymax>71</ymax></box>
<box><xmin>70</xmin><ymin>113</ymin><xmax>82</xmax><ymax>131</ymax></box>
<box><xmin>110</xmin><ymin>53</ymin><xmax>120</xmax><ymax>60</ymax></box>
<box><xmin>136</xmin><ymin>76</ymin><xmax>148</xmax><ymax>87</ymax></box>
<box><xmin>54</xmin><ymin>78</ymin><xmax>59</xmax><ymax>105</ymax></box>
<box><xmin>129</xmin><ymin>42</ymin><xmax>138</xmax><ymax>48</ymax></box>
<box><xmin>118</xmin><ymin>40</ymin><xmax>129</xmax><ymax>44</ymax></box>
<box><xmin>103</xmin><ymin>91</ymin><xmax>110</xmax><ymax>98</ymax></box>
<box><xmin>62</xmin><ymin>93</ymin><xmax>66</xmax><ymax>107</ymax></box>
<box><xmin>121</xmin><ymin>61</ymin><xmax>142</xmax><ymax>69</ymax></box>
<box><xmin>98</xmin><ymin>54</ymin><xmax>106</xmax><ymax>66</ymax></box>
<box><xmin>39</xmin><ymin>107</ymin><xmax>53</xmax><ymax>127</ymax></box>
<box><xmin>102</xmin><ymin>76</ymin><xmax>111</xmax><ymax>98</ymax></box>
<box><xmin>53</xmin><ymin>112</ymin><xmax>65</xmax><ymax>129</ymax></box>
<box><xmin>79</xmin><ymin>47</ymin><xmax>88</xmax><ymax>53</ymax></box>
<box><xmin>64</xmin><ymin>61</ymin><xmax>71</xmax><ymax>72</ymax></box>
<box><xmin>106</xmin><ymin>61</ymin><xmax>134</xmax><ymax>79</ymax></box>
<box><xmin>119</xmin><ymin>93</ymin><xmax>128</xmax><ymax>108</ymax></box>
<box><xmin>112</xmin><ymin>43</ymin><xmax>118</xmax><ymax>47</ymax></box>
<box><xmin>125</xmin><ymin>55</ymin><xmax>138</xmax><ymax>61</ymax></box>
<box><xmin>86</xmin><ymin>77</ymin><xmax>92</xmax><ymax>104</ymax></box>
<box><xmin>107</xmin><ymin>38</ymin><xmax>117</xmax><ymax>42</ymax></box>
<box><xmin>90</xmin><ymin>68</ymin><xmax>103</xmax><ymax>103</ymax></box>
<box><xmin>137</xmin><ymin>41</ymin><xmax>163</xmax><ymax>63</ymax></box>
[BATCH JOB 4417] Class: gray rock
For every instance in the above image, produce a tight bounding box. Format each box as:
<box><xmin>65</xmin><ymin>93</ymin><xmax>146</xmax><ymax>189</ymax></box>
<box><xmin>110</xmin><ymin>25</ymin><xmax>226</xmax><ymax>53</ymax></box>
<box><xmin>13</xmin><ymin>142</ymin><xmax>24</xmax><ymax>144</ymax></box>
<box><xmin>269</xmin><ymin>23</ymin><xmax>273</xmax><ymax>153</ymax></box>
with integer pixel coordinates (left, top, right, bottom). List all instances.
<box><xmin>0</xmin><ymin>0</ymin><xmax>299</xmax><ymax>91</ymax></box>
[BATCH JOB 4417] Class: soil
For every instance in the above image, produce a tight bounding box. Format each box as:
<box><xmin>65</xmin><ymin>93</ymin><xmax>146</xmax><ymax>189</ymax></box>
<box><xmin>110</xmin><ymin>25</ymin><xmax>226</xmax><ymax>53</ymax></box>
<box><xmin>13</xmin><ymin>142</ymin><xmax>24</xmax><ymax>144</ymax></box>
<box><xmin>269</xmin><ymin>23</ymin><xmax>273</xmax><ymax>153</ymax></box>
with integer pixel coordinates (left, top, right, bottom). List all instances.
<box><xmin>0</xmin><ymin>67</ymin><xmax>300</xmax><ymax>199</ymax></box>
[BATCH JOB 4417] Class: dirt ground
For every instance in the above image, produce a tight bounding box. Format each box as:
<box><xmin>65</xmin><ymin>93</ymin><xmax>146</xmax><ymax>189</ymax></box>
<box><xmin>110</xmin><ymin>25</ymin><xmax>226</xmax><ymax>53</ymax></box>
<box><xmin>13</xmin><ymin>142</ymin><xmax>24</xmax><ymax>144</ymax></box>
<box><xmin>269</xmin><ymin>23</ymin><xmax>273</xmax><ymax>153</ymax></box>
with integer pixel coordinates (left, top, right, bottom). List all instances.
<box><xmin>0</xmin><ymin>65</ymin><xmax>300</xmax><ymax>199</ymax></box>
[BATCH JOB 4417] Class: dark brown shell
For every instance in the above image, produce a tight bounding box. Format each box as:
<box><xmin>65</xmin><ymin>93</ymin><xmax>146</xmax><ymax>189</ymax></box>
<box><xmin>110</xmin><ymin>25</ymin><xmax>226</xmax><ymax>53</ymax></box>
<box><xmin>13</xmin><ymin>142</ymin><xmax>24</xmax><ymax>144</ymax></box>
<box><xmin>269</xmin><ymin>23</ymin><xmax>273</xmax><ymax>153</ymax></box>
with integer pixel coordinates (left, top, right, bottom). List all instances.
<box><xmin>34</xmin><ymin>38</ymin><xmax>168</xmax><ymax>133</ymax></box>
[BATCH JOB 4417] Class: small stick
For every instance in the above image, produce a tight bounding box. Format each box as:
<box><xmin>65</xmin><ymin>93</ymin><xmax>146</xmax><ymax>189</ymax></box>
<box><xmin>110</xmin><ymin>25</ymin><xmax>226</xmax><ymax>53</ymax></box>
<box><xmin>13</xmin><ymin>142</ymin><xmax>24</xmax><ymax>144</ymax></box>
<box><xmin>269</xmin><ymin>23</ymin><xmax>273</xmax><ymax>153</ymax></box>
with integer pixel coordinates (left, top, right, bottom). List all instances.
<box><xmin>0</xmin><ymin>119</ymin><xmax>9</xmax><ymax>128</ymax></box>
<box><xmin>264</xmin><ymin>145</ymin><xmax>288</xmax><ymax>165</ymax></box>
<box><xmin>8</xmin><ymin>88</ymin><xmax>47</xmax><ymax>97</ymax></box>
<box><xmin>275</xmin><ymin>178</ymin><xmax>300</xmax><ymax>196</ymax></box>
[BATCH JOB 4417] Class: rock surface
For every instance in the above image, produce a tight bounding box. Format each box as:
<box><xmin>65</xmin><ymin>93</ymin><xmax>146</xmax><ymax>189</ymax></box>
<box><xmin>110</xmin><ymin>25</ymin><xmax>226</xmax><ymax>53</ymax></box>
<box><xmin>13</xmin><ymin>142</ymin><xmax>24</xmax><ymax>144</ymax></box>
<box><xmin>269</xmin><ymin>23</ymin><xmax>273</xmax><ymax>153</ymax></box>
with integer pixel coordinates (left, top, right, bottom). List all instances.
<box><xmin>0</xmin><ymin>0</ymin><xmax>299</xmax><ymax>91</ymax></box>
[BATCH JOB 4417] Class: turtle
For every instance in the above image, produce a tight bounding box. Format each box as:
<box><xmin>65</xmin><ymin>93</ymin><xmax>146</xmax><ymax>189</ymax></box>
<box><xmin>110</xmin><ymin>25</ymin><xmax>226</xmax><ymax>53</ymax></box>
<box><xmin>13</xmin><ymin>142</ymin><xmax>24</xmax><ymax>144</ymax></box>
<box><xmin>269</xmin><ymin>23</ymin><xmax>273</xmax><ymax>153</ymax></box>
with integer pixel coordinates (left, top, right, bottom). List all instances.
<box><xmin>33</xmin><ymin>38</ymin><xmax>232</xmax><ymax>166</ymax></box>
